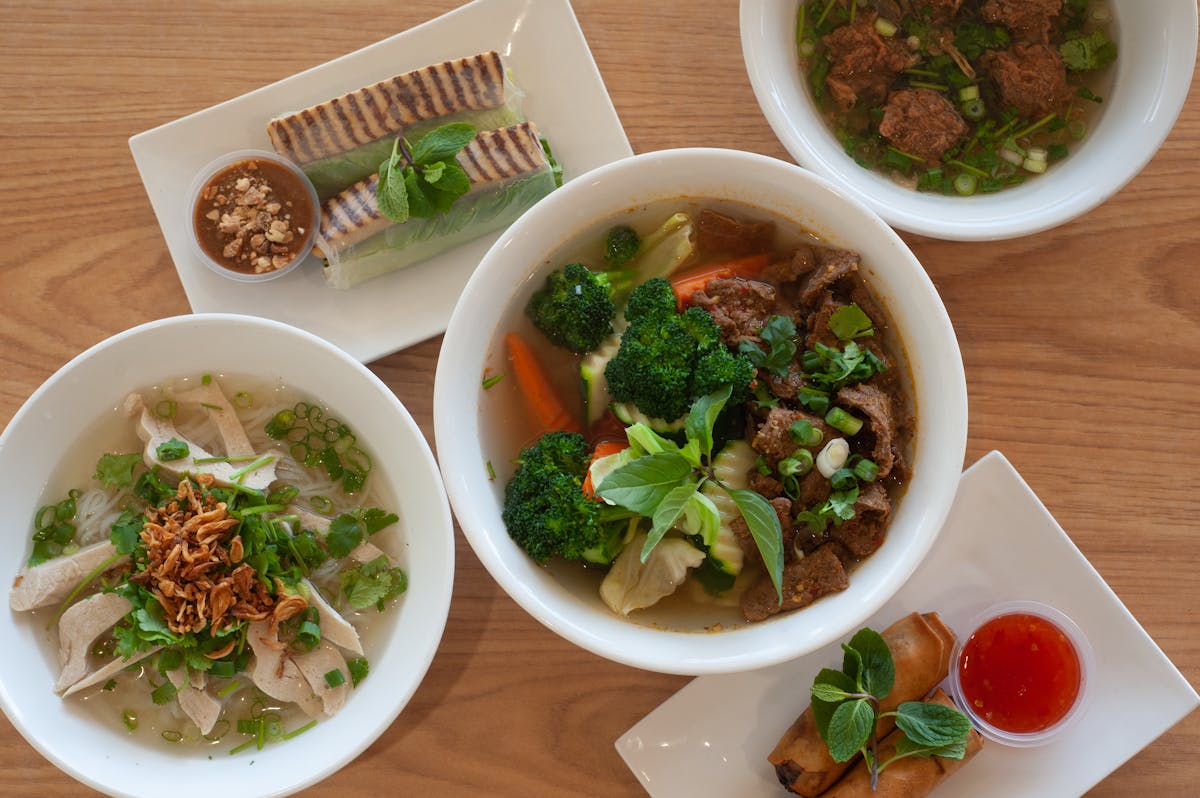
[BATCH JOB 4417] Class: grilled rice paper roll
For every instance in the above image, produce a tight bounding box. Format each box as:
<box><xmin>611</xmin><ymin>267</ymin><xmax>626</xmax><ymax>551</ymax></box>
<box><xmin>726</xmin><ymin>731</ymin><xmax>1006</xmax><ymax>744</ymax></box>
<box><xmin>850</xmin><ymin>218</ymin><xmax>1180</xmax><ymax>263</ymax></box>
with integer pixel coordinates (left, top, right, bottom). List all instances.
<box><xmin>317</xmin><ymin>121</ymin><xmax>557</xmax><ymax>289</ymax></box>
<box><xmin>769</xmin><ymin>612</ymin><xmax>956</xmax><ymax>796</ymax></box>
<box><xmin>267</xmin><ymin>51</ymin><xmax>524</xmax><ymax>199</ymax></box>
<box><xmin>818</xmin><ymin>689</ymin><xmax>983</xmax><ymax>798</ymax></box>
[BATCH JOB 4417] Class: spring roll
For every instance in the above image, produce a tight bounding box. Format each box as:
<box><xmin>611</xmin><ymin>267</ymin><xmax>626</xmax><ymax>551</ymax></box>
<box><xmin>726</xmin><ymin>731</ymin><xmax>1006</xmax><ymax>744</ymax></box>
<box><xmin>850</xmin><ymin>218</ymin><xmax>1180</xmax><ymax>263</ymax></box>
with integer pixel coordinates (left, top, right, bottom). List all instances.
<box><xmin>768</xmin><ymin>612</ymin><xmax>955</xmax><ymax>796</ymax></box>
<box><xmin>818</xmin><ymin>689</ymin><xmax>983</xmax><ymax>797</ymax></box>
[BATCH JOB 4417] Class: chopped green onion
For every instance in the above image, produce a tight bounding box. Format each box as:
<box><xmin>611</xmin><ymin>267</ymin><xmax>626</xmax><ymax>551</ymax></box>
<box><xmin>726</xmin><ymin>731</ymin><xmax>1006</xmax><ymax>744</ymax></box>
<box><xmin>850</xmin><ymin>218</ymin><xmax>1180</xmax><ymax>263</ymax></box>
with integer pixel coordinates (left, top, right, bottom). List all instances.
<box><xmin>853</xmin><ymin>458</ymin><xmax>880</xmax><ymax>482</ymax></box>
<box><xmin>789</xmin><ymin>420</ymin><xmax>824</xmax><ymax>448</ymax></box>
<box><xmin>161</xmin><ymin>730</ymin><xmax>183</xmax><ymax>743</ymax></box>
<box><xmin>797</xmin><ymin>387</ymin><xmax>831</xmax><ymax>415</ymax></box>
<box><xmin>961</xmin><ymin>98</ymin><xmax>986</xmax><ymax>121</ymax></box>
<box><xmin>481</xmin><ymin>373</ymin><xmax>504</xmax><ymax>390</ymax></box>
<box><xmin>909</xmin><ymin>80</ymin><xmax>949</xmax><ymax>92</ymax></box>
<box><xmin>102</xmin><ymin>679</ymin><xmax>117</xmax><ymax>692</ymax></box>
<box><xmin>945</xmin><ymin>159</ymin><xmax>989</xmax><ymax>179</ymax></box>
<box><xmin>486</xmin><ymin>460</ymin><xmax>496</xmax><ymax>481</ymax></box>
<box><xmin>347</xmin><ymin>657</ymin><xmax>369</xmax><ymax>687</ymax></box>
<box><xmin>323</xmin><ymin>669</ymin><xmax>346</xmax><ymax>688</ymax></box>
<box><xmin>825</xmin><ymin>407</ymin><xmax>864</xmax><ymax>436</ymax></box>
<box><xmin>199</xmin><ymin>402</ymin><xmax>222</xmax><ymax>411</ymax></box>
<box><xmin>122</xmin><ymin>710</ymin><xmax>138</xmax><ymax>731</ymax></box>
<box><xmin>779</xmin><ymin>449</ymin><xmax>815</xmax><ymax>478</ymax></box>
<box><xmin>1068</xmin><ymin>119</ymin><xmax>1087</xmax><ymax>139</ymax></box>
<box><xmin>999</xmin><ymin>147</ymin><xmax>1024</xmax><ymax>166</ymax></box>
<box><xmin>795</xmin><ymin>0</ymin><xmax>806</xmax><ymax>45</ymax></box>
<box><xmin>874</xmin><ymin>17</ymin><xmax>897</xmax><ymax>37</ymax></box>
<box><xmin>755</xmin><ymin>454</ymin><xmax>773</xmax><ymax>476</ymax></box>
<box><xmin>155</xmin><ymin>399</ymin><xmax>177</xmax><ymax>419</ymax></box>
<box><xmin>1013</xmin><ymin>113</ymin><xmax>1057</xmax><ymax>140</ymax></box>
<box><xmin>228</xmin><ymin>454</ymin><xmax>275</xmax><ymax>481</ymax></box>
<box><xmin>201</xmin><ymin>374</ymin><xmax>212</xmax><ymax>385</ymax></box>
<box><xmin>1022</xmin><ymin>157</ymin><xmax>1048</xmax><ymax>174</ymax></box>
<box><xmin>310</xmin><ymin>496</ymin><xmax>334</xmax><ymax>515</ymax></box>
<box><xmin>830</xmin><ymin>467</ymin><xmax>858</xmax><ymax>492</ymax></box>
<box><xmin>281</xmin><ymin>719</ymin><xmax>318</xmax><ymax>741</ymax></box>
<box><xmin>210</xmin><ymin>661</ymin><xmax>236</xmax><ymax>679</ymax></box>
<box><xmin>799</xmin><ymin>40</ymin><xmax>816</xmax><ymax>57</ymax></box>
<box><xmin>234</xmin><ymin>391</ymin><xmax>253</xmax><ymax>408</ymax></box>
<box><xmin>1026</xmin><ymin>146</ymin><xmax>1048</xmax><ymax>162</ymax></box>
<box><xmin>958</xmin><ymin>85</ymin><xmax>980</xmax><ymax>102</ymax></box>
<box><xmin>953</xmin><ymin>173</ymin><xmax>978</xmax><ymax>196</ymax></box>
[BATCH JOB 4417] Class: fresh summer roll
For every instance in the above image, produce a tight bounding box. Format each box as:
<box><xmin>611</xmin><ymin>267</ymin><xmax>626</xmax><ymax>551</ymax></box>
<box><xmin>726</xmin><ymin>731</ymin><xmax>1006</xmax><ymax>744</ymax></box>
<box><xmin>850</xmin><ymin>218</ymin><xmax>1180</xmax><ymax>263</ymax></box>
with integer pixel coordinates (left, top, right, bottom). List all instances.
<box><xmin>769</xmin><ymin>612</ymin><xmax>956</xmax><ymax>797</ymax></box>
<box><xmin>267</xmin><ymin>51</ymin><xmax>524</xmax><ymax>199</ymax></box>
<box><xmin>817</xmin><ymin>689</ymin><xmax>983</xmax><ymax>798</ymax></box>
<box><xmin>317</xmin><ymin>121</ymin><xmax>558</xmax><ymax>289</ymax></box>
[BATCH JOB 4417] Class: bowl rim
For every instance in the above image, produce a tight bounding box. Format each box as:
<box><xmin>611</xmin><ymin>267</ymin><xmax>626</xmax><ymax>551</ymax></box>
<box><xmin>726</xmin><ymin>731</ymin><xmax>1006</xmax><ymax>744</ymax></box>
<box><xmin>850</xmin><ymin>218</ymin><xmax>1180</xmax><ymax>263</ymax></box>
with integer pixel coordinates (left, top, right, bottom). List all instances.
<box><xmin>435</xmin><ymin>146</ymin><xmax>968</xmax><ymax>675</ymax></box>
<box><xmin>0</xmin><ymin>313</ymin><xmax>455</xmax><ymax>798</ymax></box>
<box><xmin>738</xmin><ymin>0</ymin><xmax>1199</xmax><ymax>241</ymax></box>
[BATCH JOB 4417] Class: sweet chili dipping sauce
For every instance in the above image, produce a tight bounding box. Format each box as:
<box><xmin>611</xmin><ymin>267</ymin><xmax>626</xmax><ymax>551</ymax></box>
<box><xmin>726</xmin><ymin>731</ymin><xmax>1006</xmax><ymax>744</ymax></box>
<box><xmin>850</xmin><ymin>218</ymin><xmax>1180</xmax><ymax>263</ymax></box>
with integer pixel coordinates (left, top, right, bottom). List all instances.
<box><xmin>193</xmin><ymin>157</ymin><xmax>315</xmax><ymax>276</ymax></box>
<box><xmin>957</xmin><ymin>611</ymin><xmax>1082</xmax><ymax>734</ymax></box>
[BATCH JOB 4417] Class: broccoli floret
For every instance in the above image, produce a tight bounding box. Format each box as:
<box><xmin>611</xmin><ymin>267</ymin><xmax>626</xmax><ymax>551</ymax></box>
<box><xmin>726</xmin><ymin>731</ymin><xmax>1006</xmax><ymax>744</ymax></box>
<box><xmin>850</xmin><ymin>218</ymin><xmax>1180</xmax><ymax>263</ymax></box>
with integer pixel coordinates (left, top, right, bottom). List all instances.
<box><xmin>604</xmin><ymin>278</ymin><xmax>755</xmax><ymax>421</ymax></box>
<box><xmin>502</xmin><ymin>432</ymin><xmax>625</xmax><ymax>565</ymax></box>
<box><xmin>605</xmin><ymin>224</ymin><xmax>641</xmax><ymax>269</ymax></box>
<box><xmin>525</xmin><ymin>262</ymin><xmax>616</xmax><ymax>353</ymax></box>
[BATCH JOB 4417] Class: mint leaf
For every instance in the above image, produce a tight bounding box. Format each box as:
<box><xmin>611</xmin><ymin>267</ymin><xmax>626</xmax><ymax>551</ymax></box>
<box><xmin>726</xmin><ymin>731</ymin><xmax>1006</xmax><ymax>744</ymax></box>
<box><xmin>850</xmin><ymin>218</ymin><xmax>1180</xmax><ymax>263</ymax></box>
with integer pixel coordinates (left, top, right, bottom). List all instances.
<box><xmin>421</xmin><ymin>160</ymin><xmax>446</xmax><ymax>184</ymax></box>
<box><xmin>432</xmin><ymin>161</ymin><xmax>470</xmax><ymax>196</ymax></box>
<box><xmin>894</xmin><ymin>701</ymin><xmax>972</xmax><ymax>748</ymax></box>
<box><xmin>376</xmin><ymin>139</ymin><xmax>410</xmax><ymax>223</ymax></box>
<box><xmin>596</xmin><ymin>452</ymin><xmax>693</xmax><ymax>515</ymax></box>
<box><xmin>410</xmin><ymin>122</ymin><xmax>476</xmax><ymax>165</ymax></box>
<box><xmin>727</xmin><ymin>488</ymin><xmax>783</xmax><ymax>602</ymax></box>
<box><xmin>155</xmin><ymin>437</ymin><xmax>189</xmax><ymax>462</ymax></box>
<box><xmin>828</xmin><ymin>303</ymin><xmax>874</xmax><ymax>340</ymax></box>
<box><xmin>812</xmin><ymin>668</ymin><xmax>858</xmax><ymax>740</ymax></box>
<box><xmin>811</xmin><ymin>682</ymin><xmax>856</xmax><ymax>703</ymax></box>
<box><xmin>404</xmin><ymin>167</ymin><xmax>436</xmax><ymax>218</ymax></box>
<box><xmin>848</xmin><ymin>627</ymin><xmax>894</xmax><ymax>699</ymax></box>
<box><xmin>842</xmin><ymin>642</ymin><xmax>864</xmax><ymax>688</ymax></box>
<box><xmin>640</xmin><ymin>481</ymin><xmax>700</xmax><ymax>561</ymax></box>
<box><xmin>892</xmin><ymin>733</ymin><xmax>968</xmax><ymax>761</ymax></box>
<box><xmin>685</xmin><ymin>385</ymin><xmax>731</xmax><ymax>461</ymax></box>
<box><xmin>826</xmin><ymin>698</ymin><xmax>875</xmax><ymax>763</ymax></box>
<box><xmin>94</xmin><ymin>453</ymin><xmax>143</xmax><ymax>489</ymax></box>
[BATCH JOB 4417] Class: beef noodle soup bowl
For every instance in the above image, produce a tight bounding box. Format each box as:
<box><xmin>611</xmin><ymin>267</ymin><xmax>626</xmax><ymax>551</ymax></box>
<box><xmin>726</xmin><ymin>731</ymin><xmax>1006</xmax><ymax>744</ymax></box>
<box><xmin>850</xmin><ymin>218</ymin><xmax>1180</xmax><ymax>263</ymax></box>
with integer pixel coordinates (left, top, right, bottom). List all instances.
<box><xmin>435</xmin><ymin>148</ymin><xmax>967</xmax><ymax>674</ymax></box>
<box><xmin>741</xmin><ymin>1</ymin><xmax>1197</xmax><ymax>240</ymax></box>
<box><xmin>0</xmin><ymin>314</ymin><xmax>454</xmax><ymax>798</ymax></box>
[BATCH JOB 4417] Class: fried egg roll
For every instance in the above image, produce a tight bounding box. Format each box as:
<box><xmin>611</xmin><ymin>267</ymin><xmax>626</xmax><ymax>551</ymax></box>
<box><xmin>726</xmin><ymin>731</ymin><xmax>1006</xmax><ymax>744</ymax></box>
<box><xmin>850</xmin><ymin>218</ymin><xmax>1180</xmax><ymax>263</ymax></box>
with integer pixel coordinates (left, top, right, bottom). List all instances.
<box><xmin>768</xmin><ymin>612</ymin><xmax>956</xmax><ymax>796</ymax></box>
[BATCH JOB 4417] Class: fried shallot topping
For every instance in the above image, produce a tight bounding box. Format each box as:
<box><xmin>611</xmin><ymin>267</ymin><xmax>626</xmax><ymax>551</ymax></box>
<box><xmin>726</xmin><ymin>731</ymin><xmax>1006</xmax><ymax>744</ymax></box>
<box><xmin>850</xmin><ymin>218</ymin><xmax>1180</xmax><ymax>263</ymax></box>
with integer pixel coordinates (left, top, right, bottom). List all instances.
<box><xmin>132</xmin><ymin>475</ymin><xmax>307</xmax><ymax>636</ymax></box>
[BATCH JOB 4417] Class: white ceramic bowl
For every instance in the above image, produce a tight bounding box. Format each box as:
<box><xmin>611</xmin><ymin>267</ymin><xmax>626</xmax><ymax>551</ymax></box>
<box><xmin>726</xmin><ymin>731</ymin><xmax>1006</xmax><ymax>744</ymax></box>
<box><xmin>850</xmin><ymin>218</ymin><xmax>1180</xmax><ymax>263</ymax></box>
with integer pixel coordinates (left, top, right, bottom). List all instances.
<box><xmin>0</xmin><ymin>314</ymin><xmax>454</xmax><ymax>798</ymax></box>
<box><xmin>434</xmin><ymin>148</ymin><xmax>967</xmax><ymax>675</ymax></box>
<box><xmin>740</xmin><ymin>0</ymin><xmax>1198</xmax><ymax>240</ymax></box>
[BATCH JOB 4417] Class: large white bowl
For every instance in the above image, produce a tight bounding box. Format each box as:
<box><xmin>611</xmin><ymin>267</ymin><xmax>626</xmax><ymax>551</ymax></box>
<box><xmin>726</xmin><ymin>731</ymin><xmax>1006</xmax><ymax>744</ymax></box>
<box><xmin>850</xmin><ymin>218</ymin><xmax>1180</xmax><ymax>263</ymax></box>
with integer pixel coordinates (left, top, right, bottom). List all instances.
<box><xmin>0</xmin><ymin>314</ymin><xmax>455</xmax><ymax>798</ymax></box>
<box><xmin>434</xmin><ymin>148</ymin><xmax>968</xmax><ymax>675</ymax></box>
<box><xmin>740</xmin><ymin>0</ymin><xmax>1198</xmax><ymax>240</ymax></box>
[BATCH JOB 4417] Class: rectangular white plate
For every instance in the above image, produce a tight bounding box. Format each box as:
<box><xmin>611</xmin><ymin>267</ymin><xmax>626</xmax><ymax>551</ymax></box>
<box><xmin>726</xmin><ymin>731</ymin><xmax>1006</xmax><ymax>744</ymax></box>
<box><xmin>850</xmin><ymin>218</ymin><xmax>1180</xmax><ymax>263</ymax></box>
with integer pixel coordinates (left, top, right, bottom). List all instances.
<box><xmin>616</xmin><ymin>451</ymin><xmax>1198</xmax><ymax>797</ymax></box>
<box><xmin>129</xmin><ymin>0</ymin><xmax>632</xmax><ymax>363</ymax></box>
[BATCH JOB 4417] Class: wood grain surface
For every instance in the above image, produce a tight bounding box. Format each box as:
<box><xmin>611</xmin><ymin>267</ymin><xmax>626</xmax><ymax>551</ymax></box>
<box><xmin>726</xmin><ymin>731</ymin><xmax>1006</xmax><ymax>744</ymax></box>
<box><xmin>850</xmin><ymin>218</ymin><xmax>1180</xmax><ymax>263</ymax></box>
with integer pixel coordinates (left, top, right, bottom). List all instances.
<box><xmin>1</xmin><ymin>1</ymin><xmax>1197</xmax><ymax>796</ymax></box>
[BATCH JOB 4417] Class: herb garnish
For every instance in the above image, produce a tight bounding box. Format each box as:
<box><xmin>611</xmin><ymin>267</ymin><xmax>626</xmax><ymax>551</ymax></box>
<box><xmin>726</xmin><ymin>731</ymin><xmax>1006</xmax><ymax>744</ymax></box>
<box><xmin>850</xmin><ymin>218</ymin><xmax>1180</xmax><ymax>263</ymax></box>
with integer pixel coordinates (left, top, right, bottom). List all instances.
<box><xmin>801</xmin><ymin>341</ymin><xmax>887</xmax><ymax>392</ymax></box>
<box><xmin>740</xmin><ymin>315</ymin><xmax>799</xmax><ymax>377</ymax></box>
<box><xmin>376</xmin><ymin>123</ymin><xmax>477</xmax><ymax>224</ymax></box>
<box><xmin>827</xmin><ymin>304</ymin><xmax>875</xmax><ymax>341</ymax></box>
<box><xmin>812</xmin><ymin>627</ymin><xmax>972</xmax><ymax>789</ymax></box>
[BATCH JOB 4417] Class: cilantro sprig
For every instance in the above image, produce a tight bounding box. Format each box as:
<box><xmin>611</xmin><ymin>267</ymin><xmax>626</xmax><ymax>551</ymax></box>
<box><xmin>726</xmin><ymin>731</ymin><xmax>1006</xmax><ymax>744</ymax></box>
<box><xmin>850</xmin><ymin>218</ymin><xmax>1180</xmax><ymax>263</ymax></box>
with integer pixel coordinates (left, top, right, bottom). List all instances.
<box><xmin>739</xmin><ymin>315</ymin><xmax>799</xmax><ymax>377</ymax></box>
<box><xmin>376</xmin><ymin>123</ymin><xmax>477</xmax><ymax>224</ymax></box>
<box><xmin>812</xmin><ymin>627</ymin><xmax>972</xmax><ymax>789</ymax></box>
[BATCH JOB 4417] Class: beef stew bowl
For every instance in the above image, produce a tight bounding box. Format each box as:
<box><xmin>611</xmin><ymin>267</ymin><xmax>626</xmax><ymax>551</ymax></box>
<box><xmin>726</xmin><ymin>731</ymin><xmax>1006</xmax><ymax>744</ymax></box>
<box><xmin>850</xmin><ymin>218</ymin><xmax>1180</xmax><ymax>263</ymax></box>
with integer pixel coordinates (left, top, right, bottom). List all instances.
<box><xmin>0</xmin><ymin>314</ymin><xmax>455</xmax><ymax>797</ymax></box>
<box><xmin>740</xmin><ymin>0</ymin><xmax>1198</xmax><ymax>241</ymax></box>
<box><xmin>434</xmin><ymin>148</ymin><xmax>967</xmax><ymax>675</ymax></box>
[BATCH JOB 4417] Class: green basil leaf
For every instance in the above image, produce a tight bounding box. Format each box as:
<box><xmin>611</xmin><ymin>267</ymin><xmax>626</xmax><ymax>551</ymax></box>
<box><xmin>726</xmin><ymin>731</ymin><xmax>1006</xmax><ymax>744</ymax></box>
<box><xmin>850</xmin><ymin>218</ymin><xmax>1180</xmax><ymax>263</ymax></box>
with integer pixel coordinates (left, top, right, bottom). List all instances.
<box><xmin>727</xmin><ymin>488</ymin><xmax>783</xmax><ymax>602</ymax></box>
<box><xmin>685</xmin><ymin>386</ymin><xmax>731</xmax><ymax>461</ymax></box>
<box><xmin>848</xmin><ymin>627</ymin><xmax>895</xmax><ymax>699</ymax></box>
<box><xmin>825</xmin><ymin>698</ymin><xmax>875</xmax><ymax>763</ymax></box>
<box><xmin>640</xmin><ymin>481</ymin><xmax>701</xmax><ymax>561</ymax></box>
<box><xmin>596</xmin><ymin>452</ymin><xmax>693</xmax><ymax>515</ymax></box>
<box><xmin>410</xmin><ymin>122</ymin><xmax>477</xmax><ymax>165</ymax></box>
<box><xmin>812</xmin><ymin>668</ymin><xmax>858</xmax><ymax>742</ymax></box>
<box><xmin>895</xmin><ymin>701</ymin><xmax>972</xmax><ymax>748</ymax></box>
<box><xmin>625</xmin><ymin>423</ymin><xmax>680</xmax><ymax>456</ymax></box>
<box><xmin>828</xmin><ymin>303</ymin><xmax>875</xmax><ymax>340</ymax></box>
<box><xmin>376</xmin><ymin>139</ymin><xmax>410</xmax><ymax>223</ymax></box>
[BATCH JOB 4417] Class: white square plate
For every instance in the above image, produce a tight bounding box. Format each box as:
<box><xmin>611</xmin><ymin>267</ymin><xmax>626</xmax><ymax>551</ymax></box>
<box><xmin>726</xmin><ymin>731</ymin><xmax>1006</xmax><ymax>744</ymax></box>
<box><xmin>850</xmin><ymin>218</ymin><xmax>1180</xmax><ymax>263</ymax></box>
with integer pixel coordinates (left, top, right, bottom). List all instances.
<box><xmin>129</xmin><ymin>0</ymin><xmax>632</xmax><ymax>363</ymax></box>
<box><xmin>616</xmin><ymin>451</ymin><xmax>1198</xmax><ymax>797</ymax></box>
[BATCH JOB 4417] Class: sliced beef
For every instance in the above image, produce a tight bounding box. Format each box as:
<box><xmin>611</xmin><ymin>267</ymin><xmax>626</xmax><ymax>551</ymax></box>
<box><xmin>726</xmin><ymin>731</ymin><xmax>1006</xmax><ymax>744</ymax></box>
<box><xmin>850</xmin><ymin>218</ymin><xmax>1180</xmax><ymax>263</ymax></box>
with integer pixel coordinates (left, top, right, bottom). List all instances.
<box><xmin>732</xmin><ymin>497</ymin><xmax>795</xmax><ymax>568</ymax></box>
<box><xmin>835</xmin><ymin>383</ymin><xmax>899</xmax><ymax>478</ymax></box>
<box><xmin>878</xmin><ymin>89</ymin><xmax>969</xmax><ymax>162</ymax></box>
<box><xmin>763</xmin><ymin>363</ymin><xmax>806</xmax><ymax>401</ymax></box>
<box><xmin>821</xmin><ymin>12</ymin><xmax>919</xmax><ymax>111</ymax></box>
<box><xmin>920</xmin><ymin>0</ymin><xmax>965</xmax><ymax>24</ymax></box>
<box><xmin>805</xmin><ymin>291</ymin><xmax>843</xmax><ymax>350</ymax></box>
<box><xmin>752</xmin><ymin>407</ymin><xmax>835</xmax><ymax>467</ymax></box>
<box><xmin>749</xmin><ymin>471</ymin><xmax>785</xmax><ymax>500</ymax></box>
<box><xmin>799</xmin><ymin>248</ymin><xmax>860</xmax><ymax>305</ymax></box>
<box><xmin>981</xmin><ymin>43</ymin><xmax>1072</xmax><ymax>119</ymax></box>
<box><xmin>741</xmin><ymin>543</ymin><xmax>849</xmax><ymax>622</ymax></box>
<box><xmin>829</xmin><ymin>481</ymin><xmax>892</xmax><ymax>557</ymax></box>
<box><xmin>981</xmin><ymin>0</ymin><xmax>1062</xmax><ymax>44</ymax></box>
<box><xmin>696</xmin><ymin>209</ymin><xmax>775</xmax><ymax>257</ymax></box>
<box><xmin>763</xmin><ymin>243</ymin><xmax>817</xmax><ymax>286</ymax></box>
<box><xmin>690</xmin><ymin>277</ymin><xmax>777</xmax><ymax>347</ymax></box>
<box><xmin>795</xmin><ymin>469</ymin><xmax>832</xmax><ymax>509</ymax></box>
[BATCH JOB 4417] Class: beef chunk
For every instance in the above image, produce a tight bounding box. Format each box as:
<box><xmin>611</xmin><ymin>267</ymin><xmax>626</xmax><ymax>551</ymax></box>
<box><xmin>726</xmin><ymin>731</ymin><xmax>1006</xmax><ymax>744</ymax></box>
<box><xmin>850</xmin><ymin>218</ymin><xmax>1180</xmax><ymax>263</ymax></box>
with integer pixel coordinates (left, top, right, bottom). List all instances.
<box><xmin>763</xmin><ymin>243</ymin><xmax>817</xmax><ymax>286</ymax></box>
<box><xmin>878</xmin><ymin>89</ymin><xmax>969</xmax><ymax>161</ymax></box>
<box><xmin>835</xmin><ymin>383</ymin><xmax>899</xmax><ymax>478</ymax></box>
<box><xmin>690</xmin><ymin>277</ymin><xmax>777</xmax><ymax>347</ymax></box>
<box><xmin>696</xmin><ymin>209</ymin><xmax>775</xmax><ymax>257</ymax></box>
<box><xmin>795</xmin><ymin>469</ymin><xmax>832</xmax><ymax>509</ymax></box>
<box><xmin>829</xmin><ymin>481</ymin><xmax>892</xmax><ymax>557</ymax></box>
<box><xmin>732</xmin><ymin>497</ymin><xmax>795</xmax><ymax>568</ymax></box>
<box><xmin>752</xmin><ymin>407</ymin><xmax>835</xmax><ymax>467</ymax></box>
<box><xmin>981</xmin><ymin>0</ymin><xmax>1062</xmax><ymax>44</ymax></box>
<box><xmin>749</xmin><ymin>472</ymin><xmax>785</xmax><ymax>500</ymax></box>
<box><xmin>981</xmin><ymin>43</ymin><xmax>1072</xmax><ymax>119</ymax></box>
<box><xmin>799</xmin><ymin>248</ymin><xmax>861</xmax><ymax>305</ymax></box>
<box><xmin>920</xmin><ymin>0</ymin><xmax>965</xmax><ymax>24</ymax></box>
<box><xmin>821</xmin><ymin>12</ymin><xmax>919</xmax><ymax>111</ymax></box>
<box><xmin>805</xmin><ymin>291</ymin><xmax>843</xmax><ymax>350</ymax></box>
<box><xmin>763</xmin><ymin>363</ymin><xmax>806</xmax><ymax>401</ymax></box>
<box><xmin>741</xmin><ymin>543</ymin><xmax>849</xmax><ymax>622</ymax></box>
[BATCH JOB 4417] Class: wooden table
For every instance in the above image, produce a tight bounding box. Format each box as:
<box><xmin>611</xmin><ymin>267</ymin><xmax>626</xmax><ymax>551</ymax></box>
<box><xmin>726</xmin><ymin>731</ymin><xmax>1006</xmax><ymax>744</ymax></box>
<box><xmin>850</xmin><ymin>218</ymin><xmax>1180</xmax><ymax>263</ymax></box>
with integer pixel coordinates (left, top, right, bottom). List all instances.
<box><xmin>1</xmin><ymin>1</ymin><xmax>1196</xmax><ymax>795</ymax></box>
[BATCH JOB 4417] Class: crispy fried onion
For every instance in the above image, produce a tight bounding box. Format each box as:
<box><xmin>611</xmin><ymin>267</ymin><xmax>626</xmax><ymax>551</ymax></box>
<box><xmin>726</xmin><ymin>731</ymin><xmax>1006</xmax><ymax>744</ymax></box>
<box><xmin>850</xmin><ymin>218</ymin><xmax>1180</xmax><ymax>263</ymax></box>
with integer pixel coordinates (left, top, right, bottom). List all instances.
<box><xmin>131</xmin><ymin>475</ymin><xmax>307</xmax><ymax>639</ymax></box>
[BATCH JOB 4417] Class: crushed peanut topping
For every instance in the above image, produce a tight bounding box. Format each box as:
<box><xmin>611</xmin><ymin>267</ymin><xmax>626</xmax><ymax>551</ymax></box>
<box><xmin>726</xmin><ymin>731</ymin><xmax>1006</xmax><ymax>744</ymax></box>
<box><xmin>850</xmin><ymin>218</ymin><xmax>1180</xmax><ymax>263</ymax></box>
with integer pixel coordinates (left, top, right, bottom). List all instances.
<box><xmin>131</xmin><ymin>475</ymin><xmax>306</xmax><ymax>635</ymax></box>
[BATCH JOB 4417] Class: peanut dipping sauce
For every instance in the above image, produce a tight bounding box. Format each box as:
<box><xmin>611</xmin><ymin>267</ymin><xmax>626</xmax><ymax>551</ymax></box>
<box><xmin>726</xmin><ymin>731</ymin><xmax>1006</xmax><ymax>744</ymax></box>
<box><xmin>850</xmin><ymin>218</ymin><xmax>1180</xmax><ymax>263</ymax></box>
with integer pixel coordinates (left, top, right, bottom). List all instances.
<box><xmin>193</xmin><ymin>157</ymin><xmax>314</xmax><ymax>275</ymax></box>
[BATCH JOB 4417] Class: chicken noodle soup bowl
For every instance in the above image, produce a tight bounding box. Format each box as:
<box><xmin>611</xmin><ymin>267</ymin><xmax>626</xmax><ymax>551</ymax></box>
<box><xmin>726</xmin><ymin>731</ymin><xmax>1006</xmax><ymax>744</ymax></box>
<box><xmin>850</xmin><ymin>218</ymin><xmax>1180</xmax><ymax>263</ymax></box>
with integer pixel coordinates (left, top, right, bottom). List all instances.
<box><xmin>740</xmin><ymin>0</ymin><xmax>1198</xmax><ymax>240</ymax></box>
<box><xmin>0</xmin><ymin>314</ymin><xmax>454</xmax><ymax>798</ymax></box>
<box><xmin>435</xmin><ymin>148</ymin><xmax>966</xmax><ymax>674</ymax></box>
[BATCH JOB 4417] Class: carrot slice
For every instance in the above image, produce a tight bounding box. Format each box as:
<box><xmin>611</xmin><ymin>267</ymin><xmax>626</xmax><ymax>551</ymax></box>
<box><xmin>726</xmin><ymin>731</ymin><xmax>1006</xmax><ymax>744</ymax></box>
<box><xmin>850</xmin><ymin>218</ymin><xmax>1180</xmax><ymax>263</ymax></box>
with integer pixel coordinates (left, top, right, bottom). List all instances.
<box><xmin>670</xmin><ymin>253</ymin><xmax>772</xmax><ymax>310</ymax></box>
<box><xmin>505</xmin><ymin>332</ymin><xmax>582</xmax><ymax>434</ymax></box>
<box><xmin>582</xmin><ymin>439</ymin><xmax>630</xmax><ymax>496</ymax></box>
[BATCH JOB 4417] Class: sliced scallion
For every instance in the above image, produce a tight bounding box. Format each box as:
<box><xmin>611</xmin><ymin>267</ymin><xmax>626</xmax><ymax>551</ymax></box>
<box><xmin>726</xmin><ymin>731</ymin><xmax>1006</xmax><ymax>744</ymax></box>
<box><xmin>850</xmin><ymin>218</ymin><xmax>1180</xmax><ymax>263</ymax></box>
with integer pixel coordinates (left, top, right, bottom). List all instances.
<box><xmin>953</xmin><ymin>173</ymin><xmax>978</xmax><ymax>196</ymax></box>
<box><xmin>122</xmin><ymin>710</ymin><xmax>138</xmax><ymax>731</ymax></box>
<box><xmin>789</xmin><ymin>420</ymin><xmax>824</xmax><ymax>448</ymax></box>
<box><xmin>825</xmin><ymin>407</ymin><xmax>864</xmax><ymax>436</ymax></box>
<box><xmin>323</xmin><ymin>669</ymin><xmax>346</xmax><ymax>688</ymax></box>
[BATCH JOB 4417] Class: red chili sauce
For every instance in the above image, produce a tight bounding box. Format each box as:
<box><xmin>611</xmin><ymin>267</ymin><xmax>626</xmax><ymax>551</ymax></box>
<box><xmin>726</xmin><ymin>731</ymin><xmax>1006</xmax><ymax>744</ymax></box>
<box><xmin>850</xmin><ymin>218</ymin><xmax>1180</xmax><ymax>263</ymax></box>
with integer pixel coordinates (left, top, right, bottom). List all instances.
<box><xmin>957</xmin><ymin>612</ymin><xmax>1081</xmax><ymax>734</ymax></box>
